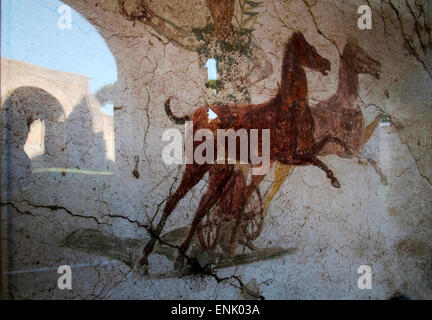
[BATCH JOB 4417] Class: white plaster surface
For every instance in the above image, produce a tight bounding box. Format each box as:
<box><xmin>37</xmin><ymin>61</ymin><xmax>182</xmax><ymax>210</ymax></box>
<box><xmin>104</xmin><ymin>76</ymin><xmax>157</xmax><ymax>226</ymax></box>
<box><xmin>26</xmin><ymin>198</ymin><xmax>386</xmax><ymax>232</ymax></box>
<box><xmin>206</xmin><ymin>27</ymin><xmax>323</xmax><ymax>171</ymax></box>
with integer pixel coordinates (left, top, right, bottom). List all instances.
<box><xmin>1</xmin><ymin>0</ymin><xmax>431</xmax><ymax>299</ymax></box>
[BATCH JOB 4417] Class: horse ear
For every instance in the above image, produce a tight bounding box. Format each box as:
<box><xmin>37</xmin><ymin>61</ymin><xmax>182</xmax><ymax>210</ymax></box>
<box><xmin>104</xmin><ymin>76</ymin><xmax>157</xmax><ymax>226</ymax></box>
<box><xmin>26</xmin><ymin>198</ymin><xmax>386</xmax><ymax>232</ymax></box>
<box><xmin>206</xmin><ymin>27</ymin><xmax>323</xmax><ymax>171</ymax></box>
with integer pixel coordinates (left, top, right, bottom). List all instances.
<box><xmin>290</xmin><ymin>31</ymin><xmax>306</xmax><ymax>47</ymax></box>
<box><xmin>293</xmin><ymin>31</ymin><xmax>305</xmax><ymax>40</ymax></box>
<box><xmin>343</xmin><ymin>36</ymin><xmax>358</xmax><ymax>56</ymax></box>
<box><xmin>345</xmin><ymin>36</ymin><xmax>358</xmax><ymax>48</ymax></box>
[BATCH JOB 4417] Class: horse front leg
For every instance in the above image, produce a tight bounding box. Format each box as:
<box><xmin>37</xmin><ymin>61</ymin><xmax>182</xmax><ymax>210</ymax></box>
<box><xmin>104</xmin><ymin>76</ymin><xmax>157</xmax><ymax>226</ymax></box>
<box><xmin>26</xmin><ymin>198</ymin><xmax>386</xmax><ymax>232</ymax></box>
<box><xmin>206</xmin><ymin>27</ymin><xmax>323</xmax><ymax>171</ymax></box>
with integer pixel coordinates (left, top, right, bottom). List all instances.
<box><xmin>311</xmin><ymin>157</ymin><xmax>341</xmax><ymax>188</ymax></box>
<box><xmin>226</xmin><ymin>170</ymin><xmax>247</xmax><ymax>255</ymax></box>
<box><xmin>314</xmin><ymin>135</ymin><xmax>354</xmax><ymax>157</ymax></box>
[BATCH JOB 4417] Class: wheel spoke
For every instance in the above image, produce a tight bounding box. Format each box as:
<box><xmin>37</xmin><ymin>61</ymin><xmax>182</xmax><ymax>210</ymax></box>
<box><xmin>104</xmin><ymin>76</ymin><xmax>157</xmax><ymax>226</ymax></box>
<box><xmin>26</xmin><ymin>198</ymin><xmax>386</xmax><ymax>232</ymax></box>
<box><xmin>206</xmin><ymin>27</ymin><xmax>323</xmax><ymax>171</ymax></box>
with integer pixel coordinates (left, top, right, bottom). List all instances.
<box><xmin>242</xmin><ymin>187</ymin><xmax>264</xmax><ymax>241</ymax></box>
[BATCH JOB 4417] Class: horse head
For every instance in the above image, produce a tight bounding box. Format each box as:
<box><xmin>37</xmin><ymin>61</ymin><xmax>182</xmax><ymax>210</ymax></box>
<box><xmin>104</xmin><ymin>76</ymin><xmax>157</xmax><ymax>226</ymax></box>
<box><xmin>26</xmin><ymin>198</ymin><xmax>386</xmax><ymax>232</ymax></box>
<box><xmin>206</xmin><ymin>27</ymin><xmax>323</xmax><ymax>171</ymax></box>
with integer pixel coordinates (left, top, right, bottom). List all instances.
<box><xmin>343</xmin><ymin>38</ymin><xmax>381</xmax><ymax>79</ymax></box>
<box><xmin>290</xmin><ymin>32</ymin><xmax>331</xmax><ymax>76</ymax></box>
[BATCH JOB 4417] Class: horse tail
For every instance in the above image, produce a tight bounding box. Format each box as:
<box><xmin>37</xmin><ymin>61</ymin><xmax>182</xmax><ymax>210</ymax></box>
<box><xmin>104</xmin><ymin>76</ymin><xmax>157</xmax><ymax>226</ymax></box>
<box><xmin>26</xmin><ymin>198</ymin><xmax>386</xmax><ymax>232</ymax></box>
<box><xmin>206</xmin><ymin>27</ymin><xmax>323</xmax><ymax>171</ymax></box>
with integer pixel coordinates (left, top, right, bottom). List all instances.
<box><xmin>164</xmin><ymin>98</ymin><xmax>190</xmax><ymax>125</ymax></box>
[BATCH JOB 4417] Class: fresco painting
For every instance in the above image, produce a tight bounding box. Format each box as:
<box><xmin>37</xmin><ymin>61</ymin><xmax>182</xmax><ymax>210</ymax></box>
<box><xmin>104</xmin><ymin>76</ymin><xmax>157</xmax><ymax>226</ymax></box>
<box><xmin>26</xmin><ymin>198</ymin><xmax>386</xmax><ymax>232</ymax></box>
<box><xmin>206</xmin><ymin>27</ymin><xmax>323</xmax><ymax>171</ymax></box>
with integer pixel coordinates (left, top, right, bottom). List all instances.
<box><xmin>1</xmin><ymin>0</ymin><xmax>431</xmax><ymax>300</ymax></box>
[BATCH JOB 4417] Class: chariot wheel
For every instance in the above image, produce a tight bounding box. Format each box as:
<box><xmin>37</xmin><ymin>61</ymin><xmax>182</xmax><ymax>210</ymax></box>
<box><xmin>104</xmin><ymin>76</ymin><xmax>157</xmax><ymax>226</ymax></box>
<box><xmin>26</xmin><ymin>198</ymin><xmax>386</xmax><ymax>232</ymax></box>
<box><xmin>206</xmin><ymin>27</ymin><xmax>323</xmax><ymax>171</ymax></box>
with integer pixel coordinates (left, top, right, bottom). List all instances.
<box><xmin>197</xmin><ymin>205</ymin><xmax>221</xmax><ymax>251</ymax></box>
<box><xmin>241</xmin><ymin>187</ymin><xmax>264</xmax><ymax>241</ymax></box>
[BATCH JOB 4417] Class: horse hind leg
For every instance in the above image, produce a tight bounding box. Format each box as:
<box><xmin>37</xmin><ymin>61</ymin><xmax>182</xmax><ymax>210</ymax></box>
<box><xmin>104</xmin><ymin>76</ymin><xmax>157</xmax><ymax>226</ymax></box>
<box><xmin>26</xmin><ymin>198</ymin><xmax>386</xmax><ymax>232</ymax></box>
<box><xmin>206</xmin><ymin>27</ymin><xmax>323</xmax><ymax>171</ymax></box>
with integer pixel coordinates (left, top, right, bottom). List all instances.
<box><xmin>226</xmin><ymin>170</ymin><xmax>247</xmax><ymax>255</ymax></box>
<box><xmin>174</xmin><ymin>165</ymin><xmax>234</xmax><ymax>269</ymax></box>
<box><xmin>139</xmin><ymin>164</ymin><xmax>209</xmax><ymax>267</ymax></box>
<box><xmin>368</xmin><ymin>158</ymin><xmax>388</xmax><ymax>185</ymax></box>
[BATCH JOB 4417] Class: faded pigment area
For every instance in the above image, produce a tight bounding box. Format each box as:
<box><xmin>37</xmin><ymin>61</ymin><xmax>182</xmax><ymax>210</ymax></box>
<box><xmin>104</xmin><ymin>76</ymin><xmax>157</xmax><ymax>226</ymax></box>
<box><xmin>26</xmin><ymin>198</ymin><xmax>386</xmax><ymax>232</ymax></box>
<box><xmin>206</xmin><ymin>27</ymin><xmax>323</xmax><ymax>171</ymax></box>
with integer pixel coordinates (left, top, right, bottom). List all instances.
<box><xmin>1</xmin><ymin>0</ymin><xmax>431</xmax><ymax>300</ymax></box>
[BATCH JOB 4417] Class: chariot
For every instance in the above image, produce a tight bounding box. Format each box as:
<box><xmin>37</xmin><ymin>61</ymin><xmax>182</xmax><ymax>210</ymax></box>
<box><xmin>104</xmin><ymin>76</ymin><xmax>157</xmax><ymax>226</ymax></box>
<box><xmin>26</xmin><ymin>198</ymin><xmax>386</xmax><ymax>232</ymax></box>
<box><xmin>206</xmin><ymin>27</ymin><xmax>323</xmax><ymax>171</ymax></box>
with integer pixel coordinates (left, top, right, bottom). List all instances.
<box><xmin>197</xmin><ymin>178</ymin><xmax>265</xmax><ymax>252</ymax></box>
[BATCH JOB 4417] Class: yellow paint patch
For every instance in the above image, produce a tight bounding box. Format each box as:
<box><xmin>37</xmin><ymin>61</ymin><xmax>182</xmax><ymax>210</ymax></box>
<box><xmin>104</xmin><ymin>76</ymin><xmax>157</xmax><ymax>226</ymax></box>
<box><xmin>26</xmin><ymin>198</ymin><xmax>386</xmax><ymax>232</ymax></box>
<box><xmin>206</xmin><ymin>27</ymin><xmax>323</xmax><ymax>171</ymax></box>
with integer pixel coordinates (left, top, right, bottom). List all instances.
<box><xmin>262</xmin><ymin>163</ymin><xmax>293</xmax><ymax>218</ymax></box>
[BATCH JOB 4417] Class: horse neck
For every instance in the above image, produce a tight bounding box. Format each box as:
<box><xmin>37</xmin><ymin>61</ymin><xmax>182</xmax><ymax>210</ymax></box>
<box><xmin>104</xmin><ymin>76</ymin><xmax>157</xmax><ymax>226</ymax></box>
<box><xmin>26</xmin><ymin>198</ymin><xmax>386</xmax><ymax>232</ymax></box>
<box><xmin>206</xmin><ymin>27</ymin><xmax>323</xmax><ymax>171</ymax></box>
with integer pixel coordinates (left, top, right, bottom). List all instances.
<box><xmin>279</xmin><ymin>48</ymin><xmax>308</xmax><ymax>109</ymax></box>
<box><xmin>336</xmin><ymin>57</ymin><xmax>360</xmax><ymax>108</ymax></box>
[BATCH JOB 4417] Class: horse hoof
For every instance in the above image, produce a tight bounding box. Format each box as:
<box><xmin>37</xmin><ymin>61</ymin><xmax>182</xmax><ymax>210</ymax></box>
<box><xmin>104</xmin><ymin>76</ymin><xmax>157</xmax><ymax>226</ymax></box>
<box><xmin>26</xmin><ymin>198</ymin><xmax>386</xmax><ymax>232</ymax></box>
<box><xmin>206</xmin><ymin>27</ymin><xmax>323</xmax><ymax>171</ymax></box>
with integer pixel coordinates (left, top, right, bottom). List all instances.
<box><xmin>381</xmin><ymin>177</ymin><xmax>389</xmax><ymax>186</ymax></box>
<box><xmin>346</xmin><ymin>147</ymin><xmax>354</xmax><ymax>156</ymax></box>
<box><xmin>139</xmin><ymin>256</ymin><xmax>149</xmax><ymax>266</ymax></box>
<box><xmin>331</xmin><ymin>178</ymin><xmax>341</xmax><ymax>188</ymax></box>
<box><xmin>137</xmin><ymin>265</ymin><xmax>149</xmax><ymax>276</ymax></box>
<box><xmin>173</xmin><ymin>255</ymin><xmax>185</xmax><ymax>271</ymax></box>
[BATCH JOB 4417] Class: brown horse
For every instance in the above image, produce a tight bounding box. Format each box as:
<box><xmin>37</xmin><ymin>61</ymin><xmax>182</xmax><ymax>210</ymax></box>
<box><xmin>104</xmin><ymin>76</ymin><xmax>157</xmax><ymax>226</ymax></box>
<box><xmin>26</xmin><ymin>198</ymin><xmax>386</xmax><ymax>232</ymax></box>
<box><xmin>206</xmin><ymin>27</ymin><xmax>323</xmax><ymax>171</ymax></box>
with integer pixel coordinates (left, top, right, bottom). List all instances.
<box><xmin>262</xmin><ymin>39</ymin><xmax>382</xmax><ymax>220</ymax></box>
<box><xmin>141</xmin><ymin>32</ymin><xmax>353</xmax><ymax>269</ymax></box>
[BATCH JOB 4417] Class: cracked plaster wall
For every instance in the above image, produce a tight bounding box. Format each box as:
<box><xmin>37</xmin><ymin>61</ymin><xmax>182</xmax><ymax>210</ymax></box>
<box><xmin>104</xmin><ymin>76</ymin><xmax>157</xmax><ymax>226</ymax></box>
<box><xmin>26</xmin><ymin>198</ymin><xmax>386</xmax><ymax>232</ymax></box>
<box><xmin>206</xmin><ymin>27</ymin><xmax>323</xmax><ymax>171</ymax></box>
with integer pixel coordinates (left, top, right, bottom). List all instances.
<box><xmin>1</xmin><ymin>0</ymin><xmax>431</xmax><ymax>299</ymax></box>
